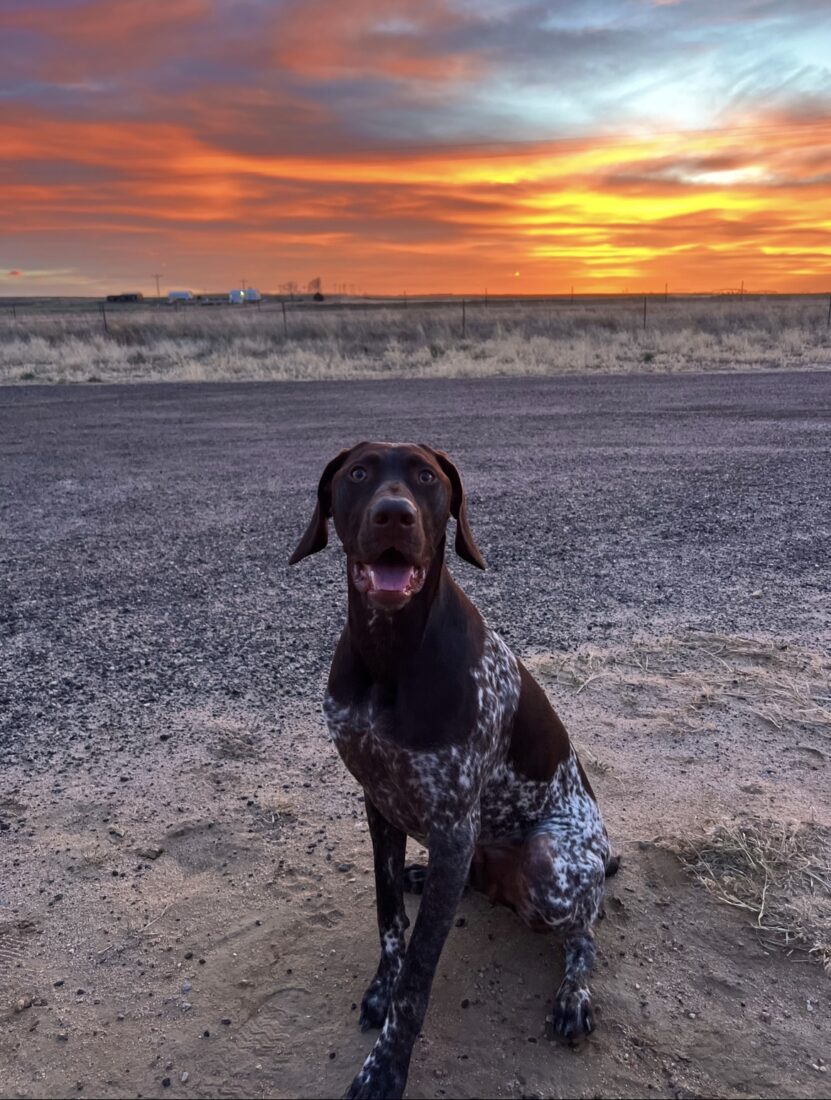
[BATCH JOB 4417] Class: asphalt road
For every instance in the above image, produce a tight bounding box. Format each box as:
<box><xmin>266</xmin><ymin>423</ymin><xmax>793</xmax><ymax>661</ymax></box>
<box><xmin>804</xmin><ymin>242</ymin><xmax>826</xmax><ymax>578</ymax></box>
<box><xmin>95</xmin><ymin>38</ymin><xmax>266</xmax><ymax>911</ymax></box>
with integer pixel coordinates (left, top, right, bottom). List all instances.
<box><xmin>1</xmin><ymin>371</ymin><xmax>829</xmax><ymax>772</ymax></box>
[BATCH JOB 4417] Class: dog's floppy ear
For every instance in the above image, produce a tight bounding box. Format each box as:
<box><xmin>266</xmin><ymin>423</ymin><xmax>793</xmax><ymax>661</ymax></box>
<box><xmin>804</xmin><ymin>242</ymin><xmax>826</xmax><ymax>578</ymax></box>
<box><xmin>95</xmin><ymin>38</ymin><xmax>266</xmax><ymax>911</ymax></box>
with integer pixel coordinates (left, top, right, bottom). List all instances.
<box><xmin>420</xmin><ymin>445</ymin><xmax>486</xmax><ymax>570</ymax></box>
<box><xmin>288</xmin><ymin>447</ymin><xmax>355</xmax><ymax>565</ymax></box>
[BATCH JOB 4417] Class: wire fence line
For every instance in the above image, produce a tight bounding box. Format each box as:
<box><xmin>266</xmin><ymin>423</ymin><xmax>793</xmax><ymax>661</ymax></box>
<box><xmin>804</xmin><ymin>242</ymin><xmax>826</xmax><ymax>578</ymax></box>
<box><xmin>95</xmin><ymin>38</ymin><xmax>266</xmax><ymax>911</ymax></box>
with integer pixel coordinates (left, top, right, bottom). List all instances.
<box><xmin>2</xmin><ymin>292</ymin><xmax>830</xmax><ymax>384</ymax></box>
<box><xmin>3</xmin><ymin>292</ymin><xmax>831</xmax><ymax>339</ymax></box>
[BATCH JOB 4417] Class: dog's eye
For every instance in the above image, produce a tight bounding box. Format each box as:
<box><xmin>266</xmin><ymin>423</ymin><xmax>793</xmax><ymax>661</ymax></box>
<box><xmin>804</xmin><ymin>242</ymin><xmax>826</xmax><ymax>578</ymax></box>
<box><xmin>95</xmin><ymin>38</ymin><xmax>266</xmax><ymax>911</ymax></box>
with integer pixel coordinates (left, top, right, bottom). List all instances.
<box><xmin>349</xmin><ymin>465</ymin><xmax>368</xmax><ymax>482</ymax></box>
<box><xmin>418</xmin><ymin>469</ymin><xmax>436</xmax><ymax>484</ymax></box>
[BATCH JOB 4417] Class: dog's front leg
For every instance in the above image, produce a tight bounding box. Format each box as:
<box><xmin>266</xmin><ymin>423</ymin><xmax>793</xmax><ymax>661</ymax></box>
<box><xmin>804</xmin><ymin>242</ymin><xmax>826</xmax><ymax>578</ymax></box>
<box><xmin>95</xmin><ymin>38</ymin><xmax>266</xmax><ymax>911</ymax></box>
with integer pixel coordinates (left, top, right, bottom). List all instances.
<box><xmin>344</xmin><ymin>817</ymin><xmax>476</xmax><ymax>1100</ymax></box>
<box><xmin>360</xmin><ymin>796</ymin><xmax>409</xmax><ymax>1030</ymax></box>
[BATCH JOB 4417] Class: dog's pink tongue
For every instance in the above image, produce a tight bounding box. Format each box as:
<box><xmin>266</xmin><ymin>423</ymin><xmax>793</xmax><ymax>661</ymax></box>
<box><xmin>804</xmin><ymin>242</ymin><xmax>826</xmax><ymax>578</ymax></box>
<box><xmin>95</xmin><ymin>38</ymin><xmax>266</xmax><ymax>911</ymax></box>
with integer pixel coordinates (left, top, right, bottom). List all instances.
<box><xmin>370</xmin><ymin>563</ymin><xmax>414</xmax><ymax>592</ymax></box>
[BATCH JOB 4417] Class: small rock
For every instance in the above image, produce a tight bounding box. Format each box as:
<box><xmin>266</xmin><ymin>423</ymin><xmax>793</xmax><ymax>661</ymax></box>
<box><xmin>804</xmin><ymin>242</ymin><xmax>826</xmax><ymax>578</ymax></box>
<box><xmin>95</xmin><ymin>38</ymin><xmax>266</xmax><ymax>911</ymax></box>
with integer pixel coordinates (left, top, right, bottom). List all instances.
<box><xmin>337</xmin><ymin>863</ymin><xmax>352</xmax><ymax>873</ymax></box>
<box><xmin>162</xmin><ymin>1077</ymin><xmax>171</xmax><ymax>1088</ymax></box>
<box><xmin>108</xmin><ymin>826</ymin><xmax>125</xmax><ymax>839</ymax></box>
<box><xmin>181</xmin><ymin>981</ymin><xmax>192</xmax><ymax>993</ymax></box>
<box><xmin>181</xmin><ymin>1071</ymin><xmax>189</xmax><ymax>1083</ymax></box>
<box><xmin>136</xmin><ymin>846</ymin><xmax>164</xmax><ymax>860</ymax></box>
<box><xmin>56</xmin><ymin>1030</ymin><xmax>69</xmax><ymax>1042</ymax></box>
<box><xmin>14</xmin><ymin>995</ymin><xmax>33</xmax><ymax>1013</ymax></box>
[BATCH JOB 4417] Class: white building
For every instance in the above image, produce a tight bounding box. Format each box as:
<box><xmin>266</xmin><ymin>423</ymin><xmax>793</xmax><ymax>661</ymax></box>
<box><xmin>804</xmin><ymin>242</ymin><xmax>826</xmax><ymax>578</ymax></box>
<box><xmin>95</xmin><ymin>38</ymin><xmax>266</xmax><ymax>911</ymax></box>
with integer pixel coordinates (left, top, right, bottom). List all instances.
<box><xmin>167</xmin><ymin>290</ymin><xmax>194</xmax><ymax>303</ymax></box>
<box><xmin>229</xmin><ymin>288</ymin><xmax>261</xmax><ymax>304</ymax></box>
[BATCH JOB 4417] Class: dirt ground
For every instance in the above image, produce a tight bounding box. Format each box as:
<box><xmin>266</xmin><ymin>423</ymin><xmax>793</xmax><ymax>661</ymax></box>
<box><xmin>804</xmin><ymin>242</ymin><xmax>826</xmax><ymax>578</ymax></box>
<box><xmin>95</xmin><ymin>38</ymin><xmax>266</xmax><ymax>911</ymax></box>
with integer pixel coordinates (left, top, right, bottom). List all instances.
<box><xmin>1</xmin><ymin>373</ymin><xmax>829</xmax><ymax>1099</ymax></box>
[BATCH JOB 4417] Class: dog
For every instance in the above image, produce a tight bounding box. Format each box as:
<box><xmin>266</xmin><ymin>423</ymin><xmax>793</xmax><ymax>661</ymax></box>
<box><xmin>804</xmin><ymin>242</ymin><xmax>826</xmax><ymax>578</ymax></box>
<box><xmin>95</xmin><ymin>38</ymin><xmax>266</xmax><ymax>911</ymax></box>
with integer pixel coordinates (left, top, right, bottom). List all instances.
<box><xmin>289</xmin><ymin>442</ymin><xmax>616</xmax><ymax>1100</ymax></box>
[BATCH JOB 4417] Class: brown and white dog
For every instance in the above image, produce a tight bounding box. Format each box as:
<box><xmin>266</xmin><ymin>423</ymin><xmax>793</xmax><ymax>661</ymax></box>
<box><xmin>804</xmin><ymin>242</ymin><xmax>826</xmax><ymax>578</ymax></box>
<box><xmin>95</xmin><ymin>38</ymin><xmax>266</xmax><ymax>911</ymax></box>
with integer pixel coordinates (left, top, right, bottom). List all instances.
<box><xmin>290</xmin><ymin>442</ymin><xmax>616</xmax><ymax>1100</ymax></box>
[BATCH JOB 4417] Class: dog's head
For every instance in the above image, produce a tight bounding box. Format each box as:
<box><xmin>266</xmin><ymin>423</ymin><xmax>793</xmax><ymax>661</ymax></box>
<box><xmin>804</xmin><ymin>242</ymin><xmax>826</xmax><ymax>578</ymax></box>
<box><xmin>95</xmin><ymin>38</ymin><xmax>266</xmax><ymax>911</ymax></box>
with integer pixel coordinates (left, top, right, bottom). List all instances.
<box><xmin>289</xmin><ymin>442</ymin><xmax>484</xmax><ymax>610</ymax></box>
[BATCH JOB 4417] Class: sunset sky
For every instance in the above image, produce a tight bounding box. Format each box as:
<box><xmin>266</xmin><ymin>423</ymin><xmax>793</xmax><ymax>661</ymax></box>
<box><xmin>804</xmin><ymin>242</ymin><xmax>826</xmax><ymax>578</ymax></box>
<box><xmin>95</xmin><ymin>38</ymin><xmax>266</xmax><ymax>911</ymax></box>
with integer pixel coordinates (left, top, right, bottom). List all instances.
<box><xmin>2</xmin><ymin>0</ymin><xmax>830</xmax><ymax>296</ymax></box>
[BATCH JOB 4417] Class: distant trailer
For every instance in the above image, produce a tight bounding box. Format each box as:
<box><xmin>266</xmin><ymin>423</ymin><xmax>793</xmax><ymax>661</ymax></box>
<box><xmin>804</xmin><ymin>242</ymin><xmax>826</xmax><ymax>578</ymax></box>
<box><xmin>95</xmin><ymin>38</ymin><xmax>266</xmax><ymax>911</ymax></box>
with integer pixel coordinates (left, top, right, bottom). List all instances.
<box><xmin>244</xmin><ymin>288</ymin><xmax>261</xmax><ymax>302</ymax></box>
<box><xmin>106</xmin><ymin>292</ymin><xmax>143</xmax><ymax>303</ymax></box>
<box><xmin>229</xmin><ymin>289</ymin><xmax>245</xmax><ymax>304</ymax></box>
<box><xmin>167</xmin><ymin>290</ymin><xmax>194</xmax><ymax>303</ymax></box>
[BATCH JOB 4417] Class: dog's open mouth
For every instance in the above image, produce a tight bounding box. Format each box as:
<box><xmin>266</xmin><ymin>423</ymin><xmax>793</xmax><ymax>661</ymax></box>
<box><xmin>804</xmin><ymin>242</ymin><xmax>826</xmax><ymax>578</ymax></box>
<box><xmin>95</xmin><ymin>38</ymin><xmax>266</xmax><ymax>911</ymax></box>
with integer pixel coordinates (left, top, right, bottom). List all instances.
<box><xmin>351</xmin><ymin>549</ymin><xmax>426</xmax><ymax>606</ymax></box>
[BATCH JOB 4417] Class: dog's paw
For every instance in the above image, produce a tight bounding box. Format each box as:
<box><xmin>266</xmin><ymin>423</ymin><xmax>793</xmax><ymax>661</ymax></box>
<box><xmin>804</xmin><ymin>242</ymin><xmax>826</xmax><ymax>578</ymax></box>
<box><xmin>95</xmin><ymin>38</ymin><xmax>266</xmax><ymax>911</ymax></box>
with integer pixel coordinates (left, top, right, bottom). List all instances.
<box><xmin>549</xmin><ymin>986</ymin><xmax>594</xmax><ymax>1043</ymax></box>
<box><xmin>359</xmin><ymin>977</ymin><xmax>391</xmax><ymax>1031</ymax></box>
<box><xmin>342</xmin><ymin>1063</ymin><xmax>405</xmax><ymax>1100</ymax></box>
<box><xmin>402</xmin><ymin>863</ymin><xmax>427</xmax><ymax>895</ymax></box>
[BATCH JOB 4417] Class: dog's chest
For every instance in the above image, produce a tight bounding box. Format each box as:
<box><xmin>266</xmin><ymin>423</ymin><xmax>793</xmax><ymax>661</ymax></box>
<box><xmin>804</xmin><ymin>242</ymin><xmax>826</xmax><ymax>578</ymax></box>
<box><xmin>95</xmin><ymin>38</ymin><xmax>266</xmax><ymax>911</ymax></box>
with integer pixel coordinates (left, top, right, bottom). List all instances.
<box><xmin>324</xmin><ymin>629</ymin><xmax>521</xmax><ymax>840</ymax></box>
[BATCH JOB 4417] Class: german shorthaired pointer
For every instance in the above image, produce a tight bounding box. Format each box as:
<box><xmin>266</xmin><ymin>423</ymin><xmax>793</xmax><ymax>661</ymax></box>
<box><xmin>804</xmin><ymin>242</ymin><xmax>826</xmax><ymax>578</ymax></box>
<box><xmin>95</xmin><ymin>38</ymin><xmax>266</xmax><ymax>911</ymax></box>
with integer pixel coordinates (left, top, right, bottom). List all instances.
<box><xmin>290</xmin><ymin>442</ymin><xmax>616</xmax><ymax>1099</ymax></box>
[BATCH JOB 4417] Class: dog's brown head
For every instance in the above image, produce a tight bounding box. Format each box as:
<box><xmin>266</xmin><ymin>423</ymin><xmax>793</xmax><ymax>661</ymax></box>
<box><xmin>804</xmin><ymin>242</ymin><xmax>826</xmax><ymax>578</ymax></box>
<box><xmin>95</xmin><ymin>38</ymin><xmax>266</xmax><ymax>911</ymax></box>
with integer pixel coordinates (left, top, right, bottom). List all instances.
<box><xmin>289</xmin><ymin>442</ymin><xmax>484</xmax><ymax>610</ymax></box>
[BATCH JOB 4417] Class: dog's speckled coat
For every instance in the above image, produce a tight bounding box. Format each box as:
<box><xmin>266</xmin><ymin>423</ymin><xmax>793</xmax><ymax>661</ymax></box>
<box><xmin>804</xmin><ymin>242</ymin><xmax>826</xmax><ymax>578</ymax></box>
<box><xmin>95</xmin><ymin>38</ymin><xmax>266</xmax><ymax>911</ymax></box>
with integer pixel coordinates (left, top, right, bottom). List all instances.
<box><xmin>291</xmin><ymin>442</ymin><xmax>615</xmax><ymax>1100</ymax></box>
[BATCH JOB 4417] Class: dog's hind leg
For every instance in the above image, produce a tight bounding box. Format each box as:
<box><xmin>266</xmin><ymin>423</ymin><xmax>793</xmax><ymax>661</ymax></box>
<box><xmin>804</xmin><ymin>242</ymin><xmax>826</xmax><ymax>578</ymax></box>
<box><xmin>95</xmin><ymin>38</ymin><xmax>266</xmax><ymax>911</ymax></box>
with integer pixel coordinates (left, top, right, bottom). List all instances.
<box><xmin>552</xmin><ymin>928</ymin><xmax>596</xmax><ymax>1039</ymax></box>
<box><xmin>360</xmin><ymin>797</ymin><xmax>409</xmax><ymax>1031</ymax></box>
<box><xmin>402</xmin><ymin>863</ymin><xmax>427</xmax><ymax>895</ymax></box>
<box><xmin>518</xmin><ymin>822</ymin><xmax>609</xmax><ymax>1042</ymax></box>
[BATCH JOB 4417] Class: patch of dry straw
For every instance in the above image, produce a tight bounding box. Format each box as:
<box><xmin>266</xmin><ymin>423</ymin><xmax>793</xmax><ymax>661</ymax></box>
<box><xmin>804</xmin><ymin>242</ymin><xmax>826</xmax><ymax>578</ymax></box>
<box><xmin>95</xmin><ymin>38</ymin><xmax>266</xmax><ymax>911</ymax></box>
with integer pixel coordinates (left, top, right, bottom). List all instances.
<box><xmin>529</xmin><ymin>632</ymin><xmax>831</xmax><ymax>733</ymax></box>
<box><xmin>661</xmin><ymin>819</ymin><xmax>831</xmax><ymax>972</ymax></box>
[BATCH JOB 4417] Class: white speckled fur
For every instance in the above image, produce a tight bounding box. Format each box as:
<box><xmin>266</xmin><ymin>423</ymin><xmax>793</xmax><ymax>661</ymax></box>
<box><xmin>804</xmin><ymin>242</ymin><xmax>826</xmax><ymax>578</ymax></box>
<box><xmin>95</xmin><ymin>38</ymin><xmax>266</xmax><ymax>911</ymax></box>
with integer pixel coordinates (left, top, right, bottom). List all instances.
<box><xmin>326</xmin><ymin>626</ymin><xmax>610</xmax><ymax>934</ymax></box>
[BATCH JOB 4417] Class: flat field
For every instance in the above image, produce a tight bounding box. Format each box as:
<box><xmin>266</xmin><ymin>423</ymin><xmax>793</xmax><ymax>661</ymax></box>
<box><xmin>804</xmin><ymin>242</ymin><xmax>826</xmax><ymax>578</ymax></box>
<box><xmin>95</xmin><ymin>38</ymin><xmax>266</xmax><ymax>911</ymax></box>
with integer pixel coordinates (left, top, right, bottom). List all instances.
<box><xmin>1</xmin><ymin>294</ymin><xmax>830</xmax><ymax>384</ymax></box>
<box><xmin>1</xmin><ymin>372</ymin><xmax>829</xmax><ymax>1098</ymax></box>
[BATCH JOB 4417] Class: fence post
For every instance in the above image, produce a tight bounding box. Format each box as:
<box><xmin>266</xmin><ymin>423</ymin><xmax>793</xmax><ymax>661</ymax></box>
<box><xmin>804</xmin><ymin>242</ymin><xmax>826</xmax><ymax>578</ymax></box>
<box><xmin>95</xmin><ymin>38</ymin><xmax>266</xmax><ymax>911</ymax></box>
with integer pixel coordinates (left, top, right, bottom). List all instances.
<box><xmin>282</xmin><ymin>300</ymin><xmax>288</xmax><ymax>338</ymax></box>
<box><xmin>12</xmin><ymin>304</ymin><xmax>17</xmax><ymax>320</ymax></box>
<box><xmin>462</xmin><ymin>299</ymin><xmax>466</xmax><ymax>338</ymax></box>
<box><xmin>101</xmin><ymin>303</ymin><xmax>109</xmax><ymax>334</ymax></box>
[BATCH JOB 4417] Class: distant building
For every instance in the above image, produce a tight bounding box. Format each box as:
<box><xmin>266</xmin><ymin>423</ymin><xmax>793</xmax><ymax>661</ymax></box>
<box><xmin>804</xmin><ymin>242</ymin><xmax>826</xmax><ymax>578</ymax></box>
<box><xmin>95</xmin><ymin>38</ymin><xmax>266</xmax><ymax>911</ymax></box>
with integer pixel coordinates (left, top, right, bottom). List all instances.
<box><xmin>167</xmin><ymin>290</ymin><xmax>194</xmax><ymax>303</ymax></box>
<box><xmin>229</xmin><ymin>289</ymin><xmax>245</xmax><ymax>304</ymax></box>
<box><xmin>229</xmin><ymin>288</ymin><xmax>261</xmax><ymax>303</ymax></box>
<box><xmin>244</xmin><ymin>287</ymin><xmax>261</xmax><ymax>302</ymax></box>
<box><xmin>106</xmin><ymin>292</ymin><xmax>143</xmax><ymax>303</ymax></box>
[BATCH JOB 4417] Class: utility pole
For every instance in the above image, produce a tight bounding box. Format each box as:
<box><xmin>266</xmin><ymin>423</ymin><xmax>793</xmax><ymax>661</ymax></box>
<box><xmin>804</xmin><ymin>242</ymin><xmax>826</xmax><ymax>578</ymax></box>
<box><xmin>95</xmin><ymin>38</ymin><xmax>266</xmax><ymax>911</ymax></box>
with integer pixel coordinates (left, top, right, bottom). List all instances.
<box><xmin>152</xmin><ymin>273</ymin><xmax>162</xmax><ymax>300</ymax></box>
<box><xmin>241</xmin><ymin>277</ymin><xmax>247</xmax><ymax>293</ymax></box>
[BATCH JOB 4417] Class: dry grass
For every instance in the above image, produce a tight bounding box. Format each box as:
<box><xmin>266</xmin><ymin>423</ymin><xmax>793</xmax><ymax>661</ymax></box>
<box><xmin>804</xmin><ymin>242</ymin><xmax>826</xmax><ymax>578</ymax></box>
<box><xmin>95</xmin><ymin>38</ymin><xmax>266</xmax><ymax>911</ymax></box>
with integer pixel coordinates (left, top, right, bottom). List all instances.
<box><xmin>661</xmin><ymin>818</ymin><xmax>831</xmax><ymax>972</ymax></box>
<box><xmin>530</xmin><ymin>631</ymin><xmax>831</xmax><ymax>970</ymax></box>
<box><xmin>528</xmin><ymin>632</ymin><xmax>831</xmax><ymax>734</ymax></box>
<box><xmin>2</xmin><ymin>296</ymin><xmax>831</xmax><ymax>383</ymax></box>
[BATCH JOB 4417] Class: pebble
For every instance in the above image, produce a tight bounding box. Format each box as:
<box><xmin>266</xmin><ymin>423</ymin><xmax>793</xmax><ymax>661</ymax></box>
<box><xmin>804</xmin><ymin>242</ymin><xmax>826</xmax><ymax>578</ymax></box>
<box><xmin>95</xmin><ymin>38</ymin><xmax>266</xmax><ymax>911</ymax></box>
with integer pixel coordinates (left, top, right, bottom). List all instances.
<box><xmin>181</xmin><ymin>981</ymin><xmax>192</xmax><ymax>993</ymax></box>
<box><xmin>14</xmin><ymin>995</ymin><xmax>33</xmax><ymax>1013</ymax></box>
<box><xmin>181</xmin><ymin>1071</ymin><xmax>189</xmax><ymax>1083</ymax></box>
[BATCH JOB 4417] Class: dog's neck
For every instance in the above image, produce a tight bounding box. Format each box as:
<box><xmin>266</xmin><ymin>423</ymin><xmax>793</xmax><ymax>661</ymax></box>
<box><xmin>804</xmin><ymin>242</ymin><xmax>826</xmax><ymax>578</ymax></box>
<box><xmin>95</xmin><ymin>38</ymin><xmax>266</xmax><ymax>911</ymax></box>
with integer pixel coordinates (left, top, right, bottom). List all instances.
<box><xmin>346</xmin><ymin>541</ymin><xmax>450</xmax><ymax>683</ymax></box>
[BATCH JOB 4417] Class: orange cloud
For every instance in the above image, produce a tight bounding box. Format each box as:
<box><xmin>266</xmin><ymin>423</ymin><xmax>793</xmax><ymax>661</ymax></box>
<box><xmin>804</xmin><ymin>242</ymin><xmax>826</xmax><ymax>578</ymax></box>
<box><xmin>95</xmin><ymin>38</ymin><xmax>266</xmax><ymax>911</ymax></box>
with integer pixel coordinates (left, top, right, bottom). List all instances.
<box><xmin>2</xmin><ymin>108</ymin><xmax>830</xmax><ymax>294</ymax></box>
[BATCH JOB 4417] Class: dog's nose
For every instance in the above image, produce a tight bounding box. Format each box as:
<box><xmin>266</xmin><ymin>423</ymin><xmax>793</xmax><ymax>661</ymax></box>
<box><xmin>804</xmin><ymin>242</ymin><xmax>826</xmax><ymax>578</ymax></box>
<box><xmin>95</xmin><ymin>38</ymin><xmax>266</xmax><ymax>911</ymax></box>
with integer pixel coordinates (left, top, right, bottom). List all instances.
<box><xmin>370</xmin><ymin>497</ymin><xmax>417</xmax><ymax>529</ymax></box>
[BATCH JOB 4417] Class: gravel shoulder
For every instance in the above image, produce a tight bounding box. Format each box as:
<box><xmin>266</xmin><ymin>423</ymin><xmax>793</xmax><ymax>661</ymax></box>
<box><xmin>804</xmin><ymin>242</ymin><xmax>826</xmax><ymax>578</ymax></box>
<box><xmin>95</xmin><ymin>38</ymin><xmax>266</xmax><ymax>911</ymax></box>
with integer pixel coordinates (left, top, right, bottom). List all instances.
<box><xmin>1</xmin><ymin>372</ymin><xmax>829</xmax><ymax>1099</ymax></box>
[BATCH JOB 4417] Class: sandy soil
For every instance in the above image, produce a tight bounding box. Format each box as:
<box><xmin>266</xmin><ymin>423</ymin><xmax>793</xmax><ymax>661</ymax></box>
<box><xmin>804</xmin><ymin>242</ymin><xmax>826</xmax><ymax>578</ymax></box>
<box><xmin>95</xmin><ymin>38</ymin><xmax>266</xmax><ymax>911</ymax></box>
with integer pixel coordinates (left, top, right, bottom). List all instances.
<box><xmin>1</xmin><ymin>374</ymin><xmax>829</xmax><ymax>1099</ymax></box>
